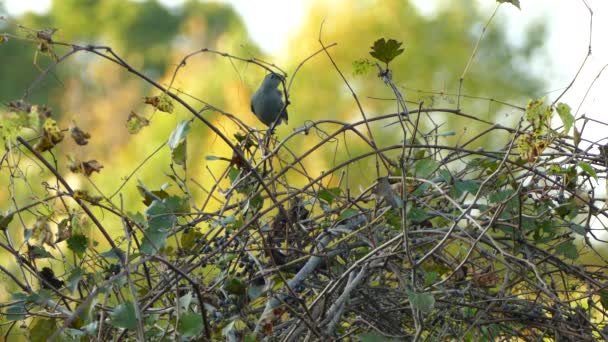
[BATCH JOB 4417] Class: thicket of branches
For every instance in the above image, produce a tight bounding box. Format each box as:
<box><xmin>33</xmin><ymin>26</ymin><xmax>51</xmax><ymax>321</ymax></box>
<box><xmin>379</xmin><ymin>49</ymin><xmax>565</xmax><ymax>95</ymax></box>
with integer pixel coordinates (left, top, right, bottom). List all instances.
<box><xmin>2</xmin><ymin>3</ymin><xmax>608</xmax><ymax>341</ymax></box>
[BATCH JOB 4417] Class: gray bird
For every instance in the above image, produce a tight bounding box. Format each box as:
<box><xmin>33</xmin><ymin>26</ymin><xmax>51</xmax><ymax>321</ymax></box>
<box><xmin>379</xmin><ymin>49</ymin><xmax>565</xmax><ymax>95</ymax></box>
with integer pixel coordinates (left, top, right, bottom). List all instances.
<box><xmin>250</xmin><ymin>73</ymin><xmax>288</xmax><ymax>127</ymax></box>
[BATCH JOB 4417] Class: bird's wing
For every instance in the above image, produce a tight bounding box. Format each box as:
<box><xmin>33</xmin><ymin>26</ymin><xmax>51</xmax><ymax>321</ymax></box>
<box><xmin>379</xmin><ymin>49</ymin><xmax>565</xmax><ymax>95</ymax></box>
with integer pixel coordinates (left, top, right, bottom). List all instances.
<box><xmin>273</xmin><ymin>89</ymin><xmax>288</xmax><ymax>123</ymax></box>
<box><xmin>250</xmin><ymin>92</ymin><xmax>258</xmax><ymax>114</ymax></box>
<box><xmin>282</xmin><ymin>106</ymin><xmax>288</xmax><ymax>123</ymax></box>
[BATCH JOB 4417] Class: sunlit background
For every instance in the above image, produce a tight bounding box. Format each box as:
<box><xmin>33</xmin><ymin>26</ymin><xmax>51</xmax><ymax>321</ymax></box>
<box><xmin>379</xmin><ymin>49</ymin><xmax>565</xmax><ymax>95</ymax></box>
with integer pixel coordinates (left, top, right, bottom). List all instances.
<box><xmin>2</xmin><ymin>0</ymin><xmax>608</xmax><ymax>234</ymax></box>
<box><xmin>3</xmin><ymin>0</ymin><xmax>608</xmax><ymax>143</ymax></box>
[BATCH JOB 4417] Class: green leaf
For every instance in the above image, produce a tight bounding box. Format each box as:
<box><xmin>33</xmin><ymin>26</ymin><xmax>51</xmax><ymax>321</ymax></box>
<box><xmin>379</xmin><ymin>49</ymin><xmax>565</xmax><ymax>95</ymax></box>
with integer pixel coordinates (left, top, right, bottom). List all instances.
<box><xmin>178</xmin><ymin>292</ymin><xmax>193</xmax><ymax>312</ymax></box>
<box><xmin>410</xmin><ymin>182</ymin><xmax>431</xmax><ymax>197</ymax></box>
<box><xmin>568</xmin><ymin>223</ymin><xmax>586</xmax><ymax>236</ymax></box>
<box><xmin>218</xmin><ymin>215</ymin><xmax>237</xmax><ymax>227</ymax></box>
<box><xmin>30</xmin><ymin>318</ymin><xmax>57</xmax><ymax>342</ymax></box>
<box><xmin>407</xmin><ymin>207</ymin><xmax>429</xmax><ymax>223</ymax></box>
<box><xmin>145</xmin><ymin>326</ymin><xmax>164</xmax><ymax>338</ymax></box>
<box><xmin>168</xmin><ymin>120</ymin><xmax>191</xmax><ymax>149</ymax></box>
<box><xmin>178</xmin><ymin>313</ymin><xmax>203</xmax><ymax>338</ymax></box>
<box><xmin>318</xmin><ymin>187</ymin><xmax>341</xmax><ymax>204</ymax></box>
<box><xmin>228</xmin><ymin>167</ymin><xmax>241</xmax><ymax>184</ymax></box>
<box><xmin>29</xmin><ymin>245</ymin><xmax>53</xmax><ymax>259</ymax></box>
<box><xmin>249</xmin><ymin>195</ymin><xmax>264</xmax><ymax>212</ymax></box>
<box><xmin>352</xmin><ymin>58</ymin><xmax>374</xmax><ymax>76</ymax></box>
<box><xmin>248</xmin><ymin>284</ymin><xmax>264</xmax><ymax>301</ymax></box>
<box><xmin>136</xmin><ymin>180</ymin><xmax>170</xmax><ymax>206</ymax></box>
<box><xmin>222</xmin><ymin>319</ymin><xmax>247</xmax><ymax>337</ymax></box>
<box><xmin>28</xmin><ymin>289</ymin><xmax>53</xmax><ymax>306</ymax></box>
<box><xmin>599</xmin><ymin>289</ymin><xmax>608</xmax><ymax>309</ymax></box>
<box><xmin>141</xmin><ymin>199</ymin><xmax>177</xmax><ymax>255</ymax></box>
<box><xmin>555</xmin><ymin>200</ymin><xmax>578</xmax><ymax>219</ymax></box>
<box><xmin>6</xmin><ymin>303</ymin><xmax>26</xmax><ymax>321</ymax></box>
<box><xmin>244</xmin><ymin>334</ymin><xmax>261</xmax><ymax>342</ymax></box>
<box><xmin>489</xmin><ymin>189</ymin><xmax>514</xmax><ymax>203</ymax></box>
<box><xmin>171</xmin><ymin>139</ymin><xmax>187</xmax><ymax>166</ymax></box>
<box><xmin>339</xmin><ymin>208</ymin><xmax>359</xmax><ymax>220</ymax></box>
<box><xmin>555</xmin><ymin>240</ymin><xmax>578</xmax><ymax>259</ymax></box>
<box><xmin>24</xmin><ymin>228</ymin><xmax>33</xmax><ymax>241</ymax></box>
<box><xmin>218</xmin><ymin>253</ymin><xmax>237</xmax><ymax>267</ymax></box>
<box><xmin>66</xmin><ymin>267</ymin><xmax>84</xmax><ymax>293</ymax></box>
<box><xmin>81</xmin><ymin>322</ymin><xmax>98</xmax><ymax>336</ymax></box>
<box><xmin>180</xmin><ymin>229</ymin><xmax>203</xmax><ymax>250</ymax></box>
<box><xmin>358</xmin><ymin>332</ymin><xmax>400</xmax><ymax>342</ymax></box>
<box><xmin>168</xmin><ymin>120</ymin><xmax>191</xmax><ymax>166</ymax></box>
<box><xmin>497</xmin><ymin>0</ymin><xmax>521</xmax><ymax>10</ymax></box>
<box><xmin>385</xmin><ymin>209</ymin><xmax>402</xmax><ymax>230</ymax></box>
<box><xmin>0</xmin><ymin>213</ymin><xmax>14</xmax><ymax>230</ymax></box>
<box><xmin>224</xmin><ymin>276</ymin><xmax>246</xmax><ymax>296</ymax></box>
<box><xmin>129</xmin><ymin>212</ymin><xmax>146</xmax><ymax>226</ymax></box>
<box><xmin>408</xmin><ymin>291</ymin><xmax>435</xmax><ymax>313</ymax></box>
<box><xmin>67</xmin><ymin>234</ymin><xmax>88</xmax><ymax>256</ymax></box>
<box><xmin>577</xmin><ymin>162</ymin><xmax>597</xmax><ymax>180</ymax></box>
<box><xmin>453</xmin><ymin>180</ymin><xmax>480</xmax><ymax>197</ymax></box>
<box><xmin>100</xmin><ymin>247</ymin><xmax>126</xmax><ymax>262</ymax></box>
<box><xmin>369</xmin><ymin>38</ymin><xmax>405</xmax><ymax>65</ymax></box>
<box><xmin>424</xmin><ymin>271</ymin><xmax>439</xmax><ymax>286</ymax></box>
<box><xmin>110</xmin><ymin>301</ymin><xmax>137</xmax><ymax>330</ymax></box>
<box><xmin>126</xmin><ymin>111</ymin><xmax>149</xmax><ymax>134</ymax></box>
<box><xmin>439</xmin><ymin>169</ymin><xmax>452</xmax><ymax>183</ymax></box>
<box><xmin>414</xmin><ymin>159</ymin><xmax>438</xmax><ymax>179</ymax></box>
<box><xmin>65</xmin><ymin>328</ymin><xmax>86</xmax><ymax>338</ymax></box>
<box><xmin>556</xmin><ymin>103</ymin><xmax>574</xmax><ymax>134</ymax></box>
<box><xmin>164</xmin><ymin>195</ymin><xmax>190</xmax><ymax>214</ymax></box>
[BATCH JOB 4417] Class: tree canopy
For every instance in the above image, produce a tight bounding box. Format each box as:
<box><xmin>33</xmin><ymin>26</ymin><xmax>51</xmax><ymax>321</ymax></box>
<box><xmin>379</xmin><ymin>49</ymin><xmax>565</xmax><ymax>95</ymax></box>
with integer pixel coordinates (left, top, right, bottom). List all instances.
<box><xmin>2</xmin><ymin>0</ymin><xmax>607</xmax><ymax>341</ymax></box>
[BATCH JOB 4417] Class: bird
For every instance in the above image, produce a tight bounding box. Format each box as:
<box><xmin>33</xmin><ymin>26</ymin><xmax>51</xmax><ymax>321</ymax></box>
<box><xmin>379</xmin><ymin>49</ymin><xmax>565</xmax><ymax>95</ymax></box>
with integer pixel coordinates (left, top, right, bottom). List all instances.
<box><xmin>250</xmin><ymin>73</ymin><xmax>288</xmax><ymax>127</ymax></box>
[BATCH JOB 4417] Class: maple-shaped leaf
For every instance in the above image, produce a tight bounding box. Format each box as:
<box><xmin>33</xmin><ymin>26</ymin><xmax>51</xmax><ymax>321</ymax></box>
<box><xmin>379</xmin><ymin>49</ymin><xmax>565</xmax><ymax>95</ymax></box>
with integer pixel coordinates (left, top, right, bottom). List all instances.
<box><xmin>497</xmin><ymin>0</ymin><xmax>521</xmax><ymax>10</ymax></box>
<box><xmin>369</xmin><ymin>38</ymin><xmax>404</xmax><ymax>65</ymax></box>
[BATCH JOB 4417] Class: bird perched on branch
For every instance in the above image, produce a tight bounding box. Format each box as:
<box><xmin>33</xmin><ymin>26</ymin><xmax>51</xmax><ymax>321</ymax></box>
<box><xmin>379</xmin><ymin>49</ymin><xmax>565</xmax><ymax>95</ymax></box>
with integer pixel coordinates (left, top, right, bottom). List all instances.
<box><xmin>250</xmin><ymin>73</ymin><xmax>288</xmax><ymax>127</ymax></box>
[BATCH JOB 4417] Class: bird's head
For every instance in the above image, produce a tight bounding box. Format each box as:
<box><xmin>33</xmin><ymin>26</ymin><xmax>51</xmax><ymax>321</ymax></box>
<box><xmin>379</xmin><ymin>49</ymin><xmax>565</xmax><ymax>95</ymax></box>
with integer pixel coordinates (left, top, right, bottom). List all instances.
<box><xmin>262</xmin><ymin>72</ymin><xmax>285</xmax><ymax>89</ymax></box>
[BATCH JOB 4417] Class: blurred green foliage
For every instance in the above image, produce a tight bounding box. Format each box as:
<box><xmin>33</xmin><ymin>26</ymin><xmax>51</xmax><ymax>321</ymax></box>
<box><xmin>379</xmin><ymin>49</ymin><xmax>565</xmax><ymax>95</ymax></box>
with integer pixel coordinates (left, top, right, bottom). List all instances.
<box><xmin>0</xmin><ymin>0</ymin><xmax>547</xmax><ymax>239</ymax></box>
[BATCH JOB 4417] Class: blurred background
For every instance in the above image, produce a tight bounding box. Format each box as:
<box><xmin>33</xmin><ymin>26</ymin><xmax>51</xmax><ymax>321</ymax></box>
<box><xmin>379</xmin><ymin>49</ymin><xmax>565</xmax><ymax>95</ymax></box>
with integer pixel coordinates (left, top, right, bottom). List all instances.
<box><xmin>0</xmin><ymin>0</ymin><xmax>607</xmax><ymax>237</ymax></box>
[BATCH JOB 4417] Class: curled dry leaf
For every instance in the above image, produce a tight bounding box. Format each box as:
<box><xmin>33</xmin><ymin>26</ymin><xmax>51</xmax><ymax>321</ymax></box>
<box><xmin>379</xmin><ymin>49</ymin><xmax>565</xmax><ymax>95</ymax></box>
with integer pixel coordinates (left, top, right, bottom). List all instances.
<box><xmin>32</xmin><ymin>217</ymin><xmax>55</xmax><ymax>248</ymax></box>
<box><xmin>70</xmin><ymin>126</ymin><xmax>91</xmax><ymax>145</ymax></box>
<box><xmin>36</xmin><ymin>28</ymin><xmax>58</xmax><ymax>42</ymax></box>
<box><xmin>7</xmin><ymin>100</ymin><xmax>32</xmax><ymax>113</ymax></box>
<box><xmin>73</xmin><ymin>190</ymin><xmax>103</xmax><ymax>204</ymax></box>
<box><xmin>55</xmin><ymin>218</ymin><xmax>71</xmax><ymax>243</ymax></box>
<box><xmin>68</xmin><ymin>158</ymin><xmax>104</xmax><ymax>176</ymax></box>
